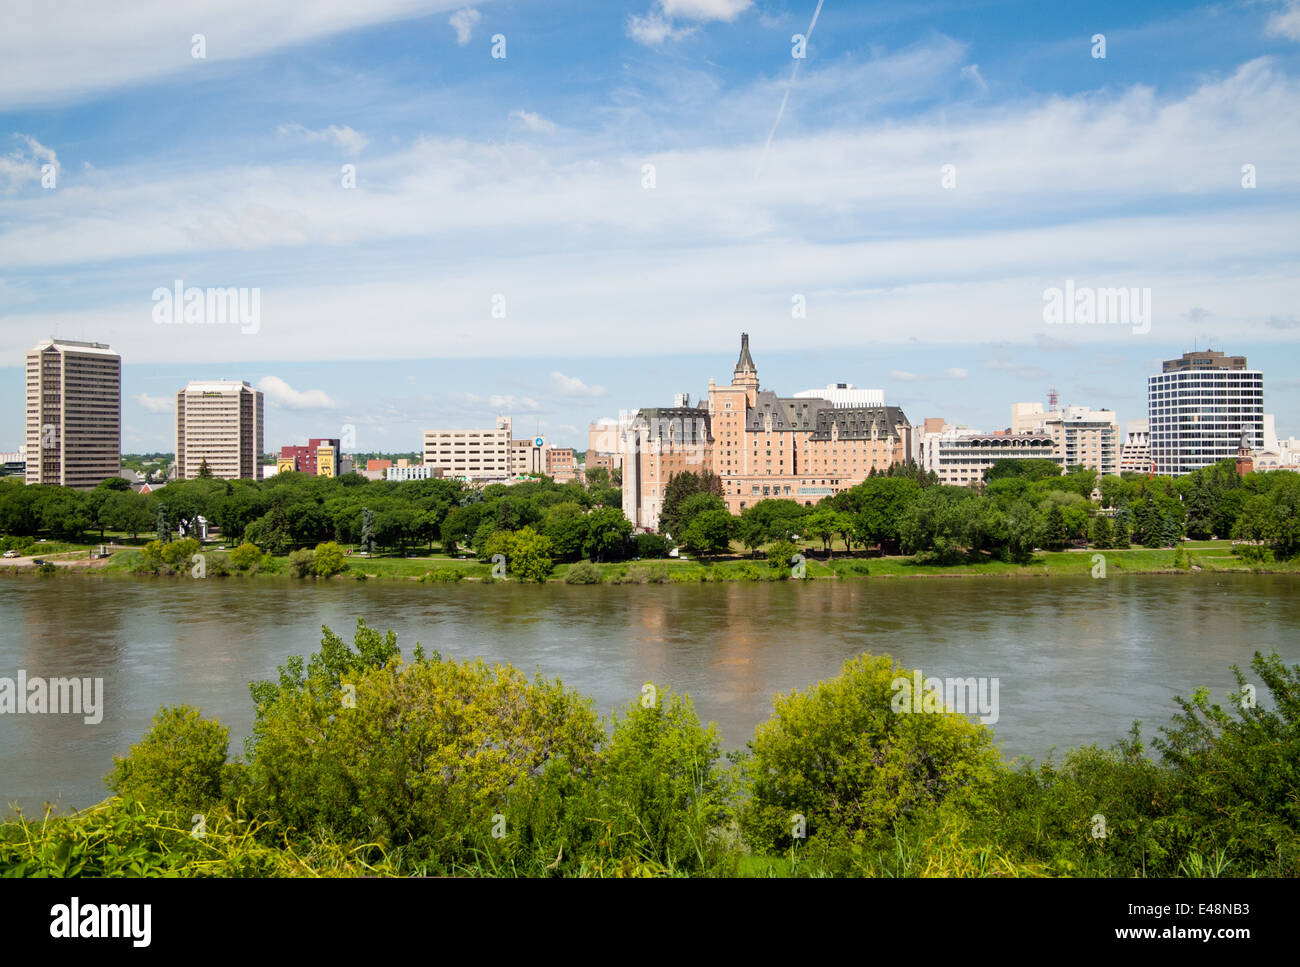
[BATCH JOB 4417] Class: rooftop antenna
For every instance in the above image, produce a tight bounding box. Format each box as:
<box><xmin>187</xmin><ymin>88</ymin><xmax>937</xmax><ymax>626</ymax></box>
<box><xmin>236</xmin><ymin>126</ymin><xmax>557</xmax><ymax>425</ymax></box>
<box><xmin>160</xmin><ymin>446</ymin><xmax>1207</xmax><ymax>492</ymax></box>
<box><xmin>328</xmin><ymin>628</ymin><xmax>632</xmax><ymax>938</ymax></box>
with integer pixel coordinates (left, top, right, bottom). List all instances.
<box><xmin>1047</xmin><ymin>387</ymin><xmax>1059</xmax><ymax>409</ymax></box>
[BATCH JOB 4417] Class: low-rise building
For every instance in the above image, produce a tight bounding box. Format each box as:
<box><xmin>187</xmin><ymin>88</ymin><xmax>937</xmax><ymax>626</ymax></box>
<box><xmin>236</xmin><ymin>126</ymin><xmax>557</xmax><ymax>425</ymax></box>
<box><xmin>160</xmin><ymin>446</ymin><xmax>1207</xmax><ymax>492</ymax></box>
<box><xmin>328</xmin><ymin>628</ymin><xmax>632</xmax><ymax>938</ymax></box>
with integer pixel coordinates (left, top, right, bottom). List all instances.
<box><xmin>423</xmin><ymin>418</ymin><xmax>513</xmax><ymax>479</ymax></box>
<box><xmin>933</xmin><ymin>432</ymin><xmax>1059</xmax><ymax>486</ymax></box>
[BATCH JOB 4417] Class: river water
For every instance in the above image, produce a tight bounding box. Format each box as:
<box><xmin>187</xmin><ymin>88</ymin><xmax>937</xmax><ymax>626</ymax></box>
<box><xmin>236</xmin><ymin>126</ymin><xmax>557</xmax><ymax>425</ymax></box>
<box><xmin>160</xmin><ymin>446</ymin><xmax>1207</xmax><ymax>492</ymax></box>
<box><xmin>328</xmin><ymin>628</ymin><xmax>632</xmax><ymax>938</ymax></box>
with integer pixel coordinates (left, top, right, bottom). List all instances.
<box><xmin>2</xmin><ymin>572</ymin><xmax>1297</xmax><ymax>813</ymax></box>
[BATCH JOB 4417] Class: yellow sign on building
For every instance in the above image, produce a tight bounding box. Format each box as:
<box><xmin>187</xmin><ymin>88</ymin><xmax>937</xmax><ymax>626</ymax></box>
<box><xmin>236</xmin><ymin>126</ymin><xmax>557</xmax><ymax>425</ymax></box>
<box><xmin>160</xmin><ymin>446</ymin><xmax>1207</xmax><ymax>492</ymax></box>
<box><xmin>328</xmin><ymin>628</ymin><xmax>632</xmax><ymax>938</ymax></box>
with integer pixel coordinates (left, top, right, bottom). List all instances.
<box><xmin>317</xmin><ymin>446</ymin><xmax>336</xmax><ymax>478</ymax></box>
<box><xmin>276</xmin><ymin>457</ymin><xmax>296</xmax><ymax>474</ymax></box>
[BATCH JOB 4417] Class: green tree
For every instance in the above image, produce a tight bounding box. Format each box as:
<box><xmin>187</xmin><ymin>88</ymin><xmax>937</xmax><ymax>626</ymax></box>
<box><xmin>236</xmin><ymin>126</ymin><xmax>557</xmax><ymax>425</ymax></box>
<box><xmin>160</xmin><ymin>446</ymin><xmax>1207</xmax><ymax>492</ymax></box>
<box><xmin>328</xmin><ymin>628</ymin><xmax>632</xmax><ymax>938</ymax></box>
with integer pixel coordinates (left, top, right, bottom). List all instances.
<box><xmin>541</xmin><ymin>502</ymin><xmax>589</xmax><ymax>562</ymax></box>
<box><xmin>583</xmin><ymin>507</ymin><xmax>632</xmax><ymax>563</ymax></box>
<box><xmin>804</xmin><ymin>507</ymin><xmax>849</xmax><ymax>559</ymax></box>
<box><xmin>504</xmin><ymin>527</ymin><xmax>555</xmax><ymax>582</ymax></box>
<box><xmin>682</xmin><ymin>509</ymin><xmax>733</xmax><ymax>558</ymax></box>
<box><xmin>659</xmin><ymin>471</ymin><xmax>723</xmax><ymax>538</ymax></box>
<box><xmin>1090</xmin><ymin>515</ymin><xmax>1113</xmax><ymax>550</ymax></box>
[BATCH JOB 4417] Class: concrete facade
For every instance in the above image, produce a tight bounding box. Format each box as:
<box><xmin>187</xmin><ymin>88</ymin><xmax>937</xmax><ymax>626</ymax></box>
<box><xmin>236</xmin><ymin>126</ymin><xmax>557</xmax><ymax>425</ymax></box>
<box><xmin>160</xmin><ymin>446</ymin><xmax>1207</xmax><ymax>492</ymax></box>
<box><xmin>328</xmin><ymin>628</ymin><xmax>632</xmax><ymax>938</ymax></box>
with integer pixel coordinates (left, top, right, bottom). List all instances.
<box><xmin>175</xmin><ymin>380</ymin><xmax>264</xmax><ymax>480</ymax></box>
<box><xmin>25</xmin><ymin>339</ymin><xmax>121</xmax><ymax>489</ymax></box>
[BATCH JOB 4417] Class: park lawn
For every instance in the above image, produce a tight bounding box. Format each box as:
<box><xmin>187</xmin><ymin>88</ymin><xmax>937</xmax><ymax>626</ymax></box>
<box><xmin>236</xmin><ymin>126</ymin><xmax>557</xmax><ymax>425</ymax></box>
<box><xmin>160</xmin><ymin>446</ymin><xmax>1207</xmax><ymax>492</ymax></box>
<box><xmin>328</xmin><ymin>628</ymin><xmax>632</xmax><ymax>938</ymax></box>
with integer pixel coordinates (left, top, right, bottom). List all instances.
<box><xmin>76</xmin><ymin>539</ymin><xmax>1300</xmax><ymax>582</ymax></box>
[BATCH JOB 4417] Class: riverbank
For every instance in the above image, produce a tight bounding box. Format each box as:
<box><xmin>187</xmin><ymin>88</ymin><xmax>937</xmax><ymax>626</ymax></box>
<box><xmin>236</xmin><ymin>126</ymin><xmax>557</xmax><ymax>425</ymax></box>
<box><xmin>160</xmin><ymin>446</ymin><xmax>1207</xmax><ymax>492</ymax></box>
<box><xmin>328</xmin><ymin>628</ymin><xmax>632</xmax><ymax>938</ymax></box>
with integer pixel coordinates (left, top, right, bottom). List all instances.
<box><xmin>4</xmin><ymin>539</ymin><xmax>1297</xmax><ymax>582</ymax></box>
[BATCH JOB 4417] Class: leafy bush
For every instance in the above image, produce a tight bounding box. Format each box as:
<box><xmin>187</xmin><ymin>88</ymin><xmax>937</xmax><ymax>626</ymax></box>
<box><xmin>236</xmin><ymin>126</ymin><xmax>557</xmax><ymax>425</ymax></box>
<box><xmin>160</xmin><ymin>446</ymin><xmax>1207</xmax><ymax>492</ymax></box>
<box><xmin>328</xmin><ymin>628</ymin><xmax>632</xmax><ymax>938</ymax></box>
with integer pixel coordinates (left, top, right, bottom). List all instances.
<box><xmin>739</xmin><ymin>654</ymin><xmax>1001</xmax><ymax>857</ymax></box>
<box><xmin>633</xmin><ymin>532</ymin><xmax>671</xmax><ymax>559</ymax></box>
<box><xmin>564</xmin><ymin>561</ymin><xmax>603</xmax><ymax>584</ymax></box>
<box><xmin>228</xmin><ymin>542</ymin><xmax>262</xmax><ymax>571</ymax></box>
<box><xmin>161</xmin><ymin>537</ymin><xmax>200</xmax><ymax>574</ymax></box>
<box><xmin>242</xmin><ymin>620</ymin><xmax>602</xmax><ymax>867</ymax></box>
<box><xmin>421</xmin><ymin>567</ymin><xmax>465</xmax><ymax>583</ymax></box>
<box><xmin>106</xmin><ymin>705</ymin><xmax>230</xmax><ymax>813</ymax></box>
<box><xmin>1231</xmin><ymin>542</ymin><xmax>1273</xmax><ymax>564</ymax></box>
<box><xmin>312</xmin><ymin>541</ymin><xmax>347</xmax><ymax>577</ymax></box>
<box><xmin>588</xmin><ymin>688</ymin><xmax>731</xmax><ymax>871</ymax></box>
<box><xmin>618</xmin><ymin>563</ymin><xmax>669</xmax><ymax>584</ymax></box>
<box><xmin>767</xmin><ymin>540</ymin><xmax>798</xmax><ymax>573</ymax></box>
<box><xmin>287</xmin><ymin>547</ymin><xmax>315</xmax><ymax>577</ymax></box>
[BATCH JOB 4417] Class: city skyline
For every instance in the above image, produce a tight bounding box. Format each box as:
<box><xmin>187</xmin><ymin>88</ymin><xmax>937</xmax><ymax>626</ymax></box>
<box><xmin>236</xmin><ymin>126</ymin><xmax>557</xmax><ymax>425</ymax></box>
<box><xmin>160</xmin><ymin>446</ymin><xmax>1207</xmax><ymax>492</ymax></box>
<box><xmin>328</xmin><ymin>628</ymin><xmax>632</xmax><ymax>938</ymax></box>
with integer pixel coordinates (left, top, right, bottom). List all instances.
<box><xmin>2</xmin><ymin>335</ymin><xmax>1296</xmax><ymax>457</ymax></box>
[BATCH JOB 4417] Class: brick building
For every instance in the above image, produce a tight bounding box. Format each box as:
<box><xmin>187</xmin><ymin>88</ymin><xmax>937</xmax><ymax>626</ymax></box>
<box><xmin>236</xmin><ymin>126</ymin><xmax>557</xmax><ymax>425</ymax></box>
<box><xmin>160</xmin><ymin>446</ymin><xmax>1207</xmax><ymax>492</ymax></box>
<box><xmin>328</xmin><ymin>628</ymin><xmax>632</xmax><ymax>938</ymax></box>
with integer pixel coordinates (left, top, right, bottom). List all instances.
<box><xmin>621</xmin><ymin>334</ymin><xmax>912</xmax><ymax>530</ymax></box>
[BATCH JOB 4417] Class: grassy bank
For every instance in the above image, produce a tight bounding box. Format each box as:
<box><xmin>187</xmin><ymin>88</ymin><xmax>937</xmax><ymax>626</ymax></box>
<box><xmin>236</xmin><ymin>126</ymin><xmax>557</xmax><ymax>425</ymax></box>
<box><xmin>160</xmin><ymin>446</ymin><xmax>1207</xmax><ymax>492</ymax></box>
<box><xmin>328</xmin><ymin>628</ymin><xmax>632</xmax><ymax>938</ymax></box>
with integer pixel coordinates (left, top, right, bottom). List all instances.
<box><xmin>21</xmin><ymin>539</ymin><xmax>1299</xmax><ymax>583</ymax></box>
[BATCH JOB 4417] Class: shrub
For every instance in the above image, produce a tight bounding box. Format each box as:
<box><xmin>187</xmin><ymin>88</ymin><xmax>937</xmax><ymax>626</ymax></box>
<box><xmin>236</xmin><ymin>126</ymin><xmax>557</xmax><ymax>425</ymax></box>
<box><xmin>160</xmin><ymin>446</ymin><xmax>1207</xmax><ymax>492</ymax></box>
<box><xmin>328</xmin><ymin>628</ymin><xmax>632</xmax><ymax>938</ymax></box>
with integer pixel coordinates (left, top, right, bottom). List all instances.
<box><xmin>421</xmin><ymin>568</ymin><xmax>464</xmax><ymax>583</ymax></box>
<box><xmin>228</xmin><ymin>542</ymin><xmax>263</xmax><ymax>571</ymax></box>
<box><xmin>288</xmin><ymin>547</ymin><xmax>315</xmax><ymax>577</ymax></box>
<box><xmin>735</xmin><ymin>562</ymin><xmax>765</xmax><ymax>581</ymax></box>
<box><xmin>767</xmin><ymin>540</ymin><xmax>799</xmax><ymax>573</ymax></box>
<box><xmin>590</xmin><ymin>688</ymin><xmax>731</xmax><ymax>871</ymax></box>
<box><xmin>564</xmin><ymin>561</ymin><xmax>603</xmax><ymax>584</ymax></box>
<box><xmin>739</xmin><ymin>654</ymin><xmax>1001</xmax><ymax>856</ymax></box>
<box><xmin>619</xmin><ymin>563</ymin><xmax>669</xmax><ymax>584</ymax></box>
<box><xmin>160</xmin><ymin>537</ymin><xmax>200</xmax><ymax>574</ymax></box>
<box><xmin>138</xmin><ymin>539</ymin><xmax>165</xmax><ymax>574</ymax></box>
<box><xmin>1232</xmin><ymin>543</ymin><xmax>1273</xmax><ymax>564</ymax></box>
<box><xmin>106</xmin><ymin>705</ymin><xmax>230</xmax><ymax>813</ymax></box>
<box><xmin>243</xmin><ymin>621</ymin><xmax>603</xmax><ymax>867</ymax></box>
<box><xmin>36</xmin><ymin>560</ymin><xmax>57</xmax><ymax>575</ymax></box>
<box><xmin>313</xmin><ymin>541</ymin><xmax>348</xmax><ymax>578</ymax></box>
<box><xmin>634</xmin><ymin>532</ymin><xmax>671</xmax><ymax>559</ymax></box>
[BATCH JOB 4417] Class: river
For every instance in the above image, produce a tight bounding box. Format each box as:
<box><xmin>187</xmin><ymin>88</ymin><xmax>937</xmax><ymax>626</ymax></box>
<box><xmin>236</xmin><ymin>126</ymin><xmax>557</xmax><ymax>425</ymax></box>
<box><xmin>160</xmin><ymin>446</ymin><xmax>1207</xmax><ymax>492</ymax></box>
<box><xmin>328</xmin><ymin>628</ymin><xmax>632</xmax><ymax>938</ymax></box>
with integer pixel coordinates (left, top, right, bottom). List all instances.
<box><xmin>2</xmin><ymin>572</ymin><xmax>1297</xmax><ymax>813</ymax></box>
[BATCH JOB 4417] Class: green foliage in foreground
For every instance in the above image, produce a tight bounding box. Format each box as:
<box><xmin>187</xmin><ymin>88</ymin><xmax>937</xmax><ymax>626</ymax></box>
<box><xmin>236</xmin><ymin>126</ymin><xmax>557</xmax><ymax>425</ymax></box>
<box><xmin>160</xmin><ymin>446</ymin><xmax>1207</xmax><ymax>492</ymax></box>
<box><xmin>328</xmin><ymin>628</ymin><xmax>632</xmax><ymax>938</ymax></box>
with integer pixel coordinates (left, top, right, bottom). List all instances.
<box><xmin>2</xmin><ymin>626</ymin><xmax>1297</xmax><ymax>878</ymax></box>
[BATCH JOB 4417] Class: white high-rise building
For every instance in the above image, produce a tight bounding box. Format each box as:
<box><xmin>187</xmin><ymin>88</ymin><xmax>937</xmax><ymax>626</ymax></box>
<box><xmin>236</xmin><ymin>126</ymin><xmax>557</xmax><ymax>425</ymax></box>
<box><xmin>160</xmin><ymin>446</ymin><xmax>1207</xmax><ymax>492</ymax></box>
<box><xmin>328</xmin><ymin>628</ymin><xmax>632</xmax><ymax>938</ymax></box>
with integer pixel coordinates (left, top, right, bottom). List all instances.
<box><xmin>1148</xmin><ymin>350</ymin><xmax>1264</xmax><ymax>476</ymax></box>
<box><xmin>25</xmin><ymin>338</ymin><xmax>122</xmax><ymax>489</ymax></box>
<box><xmin>175</xmin><ymin>380</ymin><xmax>264</xmax><ymax>480</ymax></box>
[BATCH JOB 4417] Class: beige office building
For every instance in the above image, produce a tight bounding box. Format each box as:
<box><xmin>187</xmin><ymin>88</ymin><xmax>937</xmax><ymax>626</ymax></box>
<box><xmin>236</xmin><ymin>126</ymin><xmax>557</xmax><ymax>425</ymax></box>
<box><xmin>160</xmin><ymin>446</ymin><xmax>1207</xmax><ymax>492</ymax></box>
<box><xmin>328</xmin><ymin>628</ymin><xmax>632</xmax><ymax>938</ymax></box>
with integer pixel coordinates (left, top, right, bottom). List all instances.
<box><xmin>1011</xmin><ymin>402</ymin><xmax>1119</xmax><ymax>475</ymax></box>
<box><xmin>175</xmin><ymin>380</ymin><xmax>264</xmax><ymax>479</ymax></box>
<box><xmin>25</xmin><ymin>338</ymin><xmax>122</xmax><ymax>489</ymax></box>
<box><xmin>423</xmin><ymin>417</ymin><xmax>513</xmax><ymax>479</ymax></box>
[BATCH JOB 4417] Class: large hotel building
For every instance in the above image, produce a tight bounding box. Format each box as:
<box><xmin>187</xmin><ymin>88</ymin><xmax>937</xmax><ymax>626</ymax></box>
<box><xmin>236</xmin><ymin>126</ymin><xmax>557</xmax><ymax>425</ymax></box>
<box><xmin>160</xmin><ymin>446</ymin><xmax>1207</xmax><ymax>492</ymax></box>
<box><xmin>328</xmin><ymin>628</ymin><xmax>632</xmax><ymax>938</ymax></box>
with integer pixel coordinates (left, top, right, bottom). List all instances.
<box><xmin>621</xmin><ymin>334</ymin><xmax>912</xmax><ymax>530</ymax></box>
<box><xmin>1148</xmin><ymin>350</ymin><xmax>1264</xmax><ymax>476</ymax></box>
<box><xmin>175</xmin><ymin>380</ymin><xmax>264</xmax><ymax>480</ymax></box>
<box><xmin>24</xmin><ymin>338</ymin><xmax>122</xmax><ymax>489</ymax></box>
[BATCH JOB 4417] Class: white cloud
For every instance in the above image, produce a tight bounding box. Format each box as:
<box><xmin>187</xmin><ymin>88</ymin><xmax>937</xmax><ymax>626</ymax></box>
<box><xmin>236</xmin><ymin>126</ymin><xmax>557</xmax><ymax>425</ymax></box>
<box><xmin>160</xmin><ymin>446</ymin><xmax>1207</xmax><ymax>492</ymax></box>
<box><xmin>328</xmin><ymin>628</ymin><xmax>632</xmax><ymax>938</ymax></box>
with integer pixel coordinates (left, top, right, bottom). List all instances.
<box><xmin>133</xmin><ymin>393</ymin><xmax>173</xmax><ymax>414</ymax></box>
<box><xmin>626</xmin><ymin>12</ymin><xmax>695</xmax><ymax>45</ymax></box>
<box><xmin>659</xmin><ymin>0</ymin><xmax>750</xmax><ymax>21</ymax></box>
<box><xmin>0</xmin><ymin>1</ymin><xmax>493</xmax><ymax>110</ymax></box>
<box><xmin>510</xmin><ymin>109</ymin><xmax>557</xmax><ymax>134</ymax></box>
<box><xmin>551</xmin><ymin>371</ymin><xmax>607</xmax><ymax>397</ymax></box>
<box><xmin>626</xmin><ymin>0</ymin><xmax>748</xmax><ymax>46</ymax></box>
<box><xmin>890</xmin><ymin>370</ymin><xmax>921</xmax><ymax>381</ymax></box>
<box><xmin>960</xmin><ymin>64</ymin><xmax>987</xmax><ymax>93</ymax></box>
<box><xmin>258</xmin><ymin>376</ymin><xmax>336</xmax><ymax>409</ymax></box>
<box><xmin>277</xmin><ymin>123</ymin><xmax>369</xmax><ymax>156</ymax></box>
<box><xmin>449</xmin><ymin>7</ymin><xmax>481</xmax><ymax>46</ymax></box>
<box><xmin>488</xmin><ymin>394</ymin><xmax>540</xmax><ymax>411</ymax></box>
<box><xmin>1268</xmin><ymin>1</ymin><xmax>1300</xmax><ymax>41</ymax></box>
<box><xmin>2</xmin><ymin>56</ymin><xmax>1300</xmax><ymax>365</ymax></box>
<box><xmin>944</xmin><ymin>368</ymin><xmax>969</xmax><ymax>379</ymax></box>
<box><xmin>0</xmin><ymin>135</ymin><xmax>59</xmax><ymax>192</ymax></box>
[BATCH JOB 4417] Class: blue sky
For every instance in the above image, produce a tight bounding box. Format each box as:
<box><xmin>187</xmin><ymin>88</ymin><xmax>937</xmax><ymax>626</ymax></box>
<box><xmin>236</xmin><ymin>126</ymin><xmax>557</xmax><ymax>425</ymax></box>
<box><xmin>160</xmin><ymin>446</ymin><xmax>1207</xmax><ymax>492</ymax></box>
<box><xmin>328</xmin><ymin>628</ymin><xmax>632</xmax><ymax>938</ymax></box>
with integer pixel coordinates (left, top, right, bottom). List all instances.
<box><xmin>2</xmin><ymin>0</ymin><xmax>1299</xmax><ymax>453</ymax></box>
